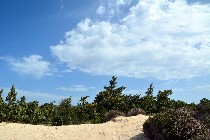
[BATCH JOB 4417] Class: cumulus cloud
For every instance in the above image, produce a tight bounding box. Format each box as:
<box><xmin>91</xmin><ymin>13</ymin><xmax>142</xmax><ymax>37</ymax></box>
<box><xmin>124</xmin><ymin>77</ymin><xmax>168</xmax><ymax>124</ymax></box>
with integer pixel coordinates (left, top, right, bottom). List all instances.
<box><xmin>5</xmin><ymin>55</ymin><xmax>54</xmax><ymax>78</ymax></box>
<box><xmin>98</xmin><ymin>0</ymin><xmax>135</xmax><ymax>20</ymax></box>
<box><xmin>56</xmin><ymin>85</ymin><xmax>95</xmax><ymax>92</ymax></box>
<box><xmin>51</xmin><ymin>0</ymin><xmax>210</xmax><ymax>80</ymax></box>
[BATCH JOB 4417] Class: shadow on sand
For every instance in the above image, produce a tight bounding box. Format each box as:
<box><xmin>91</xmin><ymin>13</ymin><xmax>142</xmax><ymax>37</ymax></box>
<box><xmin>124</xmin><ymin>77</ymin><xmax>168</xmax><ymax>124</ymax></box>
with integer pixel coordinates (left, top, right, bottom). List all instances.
<box><xmin>130</xmin><ymin>133</ymin><xmax>148</xmax><ymax>140</ymax></box>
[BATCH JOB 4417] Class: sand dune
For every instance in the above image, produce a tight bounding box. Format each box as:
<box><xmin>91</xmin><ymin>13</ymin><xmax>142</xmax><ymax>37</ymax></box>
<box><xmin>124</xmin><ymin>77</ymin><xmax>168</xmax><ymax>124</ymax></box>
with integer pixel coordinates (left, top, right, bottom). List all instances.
<box><xmin>0</xmin><ymin>114</ymin><xmax>149</xmax><ymax>140</ymax></box>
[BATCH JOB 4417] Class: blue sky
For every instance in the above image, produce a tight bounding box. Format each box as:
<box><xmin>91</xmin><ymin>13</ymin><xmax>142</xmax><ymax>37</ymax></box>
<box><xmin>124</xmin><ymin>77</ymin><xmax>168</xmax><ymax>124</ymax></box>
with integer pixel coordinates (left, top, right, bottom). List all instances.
<box><xmin>0</xmin><ymin>0</ymin><xmax>210</xmax><ymax>105</ymax></box>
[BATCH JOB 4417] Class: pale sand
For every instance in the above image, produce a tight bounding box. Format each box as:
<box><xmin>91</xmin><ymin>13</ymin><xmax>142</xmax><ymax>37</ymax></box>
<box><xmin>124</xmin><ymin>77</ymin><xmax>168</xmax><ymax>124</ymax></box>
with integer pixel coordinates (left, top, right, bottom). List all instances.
<box><xmin>0</xmin><ymin>114</ymin><xmax>149</xmax><ymax>140</ymax></box>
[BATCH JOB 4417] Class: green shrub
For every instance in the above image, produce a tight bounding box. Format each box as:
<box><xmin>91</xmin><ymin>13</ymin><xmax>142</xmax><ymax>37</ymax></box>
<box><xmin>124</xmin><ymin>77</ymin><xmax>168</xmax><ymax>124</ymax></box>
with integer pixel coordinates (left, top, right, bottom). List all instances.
<box><xmin>72</xmin><ymin>104</ymin><xmax>101</xmax><ymax>124</ymax></box>
<box><xmin>143</xmin><ymin>107</ymin><xmax>209</xmax><ymax>140</ymax></box>
<box><xmin>55</xmin><ymin>97</ymin><xmax>72</xmax><ymax>125</ymax></box>
<box><xmin>105</xmin><ymin>110</ymin><xmax>125</xmax><ymax>122</ymax></box>
<box><xmin>127</xmin><ymin>108</ymin><xmax>146</xmax><ymax>116</ymax></box>
<box><xmin>94</xmin><ymin>76</ymin><xmax>126</xmax><ymax>114</ymax></box>
<box><xmin>0</xmin><ymin>89</ymin><xmax>6</xmax><ymax>122</ymax></box>
<box><xmin>52</xmin><ymin>116</ymin><xmax>63</xmax><ymax>126</ymax></box>
<box><xmin>140</xmin><ymin>83</ymin><xmax>157</xmax><ymax>114</ymax></box>
<box><xmin>155</xmin><ymin>90</ymin><xmax>173</xmax><ymax>112</ymax></box>
<box><xmin>1</xmin><ymin>78</ymin><xmax>208</xmax><ymax>130</ymax></box>
<box><xmin>194</xmin><ymin>98</ymin><xmax>210</xmax><ymax>130</ymax></box>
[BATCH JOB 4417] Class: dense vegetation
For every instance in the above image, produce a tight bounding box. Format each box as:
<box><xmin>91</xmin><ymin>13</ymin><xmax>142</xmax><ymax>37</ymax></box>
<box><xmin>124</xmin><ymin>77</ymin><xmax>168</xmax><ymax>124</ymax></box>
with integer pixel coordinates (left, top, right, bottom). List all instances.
<box><xmin>143</xmin><ymin>107</ymin><xmax>210</xmax><ymax>140</ymax></box>
<box><xmin>0</xmin><ymin>76</ymin><xmax>209</xmax><ymax>139</ymax></box>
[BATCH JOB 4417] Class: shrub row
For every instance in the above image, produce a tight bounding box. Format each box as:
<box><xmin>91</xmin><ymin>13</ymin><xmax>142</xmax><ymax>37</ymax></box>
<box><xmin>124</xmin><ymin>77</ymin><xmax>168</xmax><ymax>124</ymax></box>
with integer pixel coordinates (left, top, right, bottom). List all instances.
<box><xmin>0</xmin><ymin>76</ymin><xmax>209</xmax><ymax>140</ymax></box>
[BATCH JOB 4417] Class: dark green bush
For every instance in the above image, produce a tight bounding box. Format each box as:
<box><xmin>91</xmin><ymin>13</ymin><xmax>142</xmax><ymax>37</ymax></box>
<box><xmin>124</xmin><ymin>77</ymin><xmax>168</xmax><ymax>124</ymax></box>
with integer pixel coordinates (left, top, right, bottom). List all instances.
<box><xmin>73</xmin><ymin>104</ymin><xmax>101</xmax><ymax>124</ymax></box>
<box><xmin>0</xmin><ymin>89</ymin><xmax>6</xmax><ymax>122</ymax></box>
<box><xmin>105</xmin><ymin>110</ymin><xmax>125</xmax><ymax>122</ymax></box>
<box><xmin>120</xmin><ymin>94</ymin><xmax>142</xmax><ymax>114</ymax></box>
<box><xmin>140</xmin><ymin>84</ymin><xmax>157</xmax><ymax>114</ymax></box>
<box><xmin>39</xmin><ymin>102</ymin><xmax>56</xmax><ymax>125</ymax></box>
<box><xmin>155</xmin><ymin>90</ymin><xmax>173</xmax><ymax>112</ymax></box>
<box><xmin>194</xmin><ymin>98</ymin><xmax>210</xmax><ymax>130</ymax></box>
<box><xmin>127</xmin><ymin>108</ymin><xmax>146</xmax><ymax>116</ymax></box>
<box><xmin>55</xmin><ymin>97</ymin><xmax>72</xmax><ymax>125</ymax></box>
<box><xmin>52</xmin><ymin>116</ymin><xmax>63</xmax><ymax>126</ymax></box>
<box><xmin>0</xmin><ymin>77</ymin><xmax>209</xmax><ymax>131</ymax></box>
<box><xmin>143</xmin><ymin>107</ymin><xmax>209</xmax><ymax>140</ymax></box>
<box><xmin>94</xmin><ymin>76</ymin><xmax>126</xmax><ymax>114</ymax></box>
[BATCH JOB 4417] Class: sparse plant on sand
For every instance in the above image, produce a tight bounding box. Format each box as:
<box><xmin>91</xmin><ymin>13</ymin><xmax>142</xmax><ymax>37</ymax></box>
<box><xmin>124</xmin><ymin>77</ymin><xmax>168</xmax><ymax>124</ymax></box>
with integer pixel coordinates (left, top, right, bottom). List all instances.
<box><xmin>105</xmin><ymin>110</ymin><xmax>125</xmax><ymax>122</ymax></box>
<box><xmin>127</xmin><ymin>108</ymin><xmax>146</xmax><ymax>116</ymax></box>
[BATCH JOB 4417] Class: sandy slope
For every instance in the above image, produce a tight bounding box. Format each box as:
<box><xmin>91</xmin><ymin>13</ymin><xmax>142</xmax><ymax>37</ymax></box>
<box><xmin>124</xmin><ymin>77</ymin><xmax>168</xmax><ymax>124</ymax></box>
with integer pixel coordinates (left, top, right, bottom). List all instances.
<box><xmin>0</xmin><ymin>114</ymin><xmax>149</xmax><ymax>140</ymax></box>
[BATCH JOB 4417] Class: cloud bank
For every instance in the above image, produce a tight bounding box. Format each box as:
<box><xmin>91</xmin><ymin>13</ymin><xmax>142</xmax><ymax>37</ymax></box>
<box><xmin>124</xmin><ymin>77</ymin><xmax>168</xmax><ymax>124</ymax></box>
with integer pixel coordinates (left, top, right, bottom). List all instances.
<box><xmin>4</xmin><ymin>55</ymin><xmax>54</xmax><ymax>78</ymax></box>
<box><xmin>51</xmin><ymin>0</ymin><xmax>210</xmax><ymax>80</ymax></box>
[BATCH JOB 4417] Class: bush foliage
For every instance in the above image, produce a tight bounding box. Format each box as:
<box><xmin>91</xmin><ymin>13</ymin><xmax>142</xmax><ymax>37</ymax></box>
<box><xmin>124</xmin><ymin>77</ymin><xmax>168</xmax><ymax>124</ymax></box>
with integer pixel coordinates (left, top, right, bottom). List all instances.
<box><xmin>127</xmin><ymin>108</ymin><xmax>146</xmax><ymax>116</ymax></box>
<box><xmin>0</xmin><ymin>76</ymin><xmax>209</xmax><ymax>139</ymax></box>
<box><xmin>105</xmin><ymin>110</ymin><xmax>125</xmax><ymax>122</ymax></box>
<box><xmin>143</xmin><ymin>107</ymin><xmax>210</xmax><ymax>140</ymax></box>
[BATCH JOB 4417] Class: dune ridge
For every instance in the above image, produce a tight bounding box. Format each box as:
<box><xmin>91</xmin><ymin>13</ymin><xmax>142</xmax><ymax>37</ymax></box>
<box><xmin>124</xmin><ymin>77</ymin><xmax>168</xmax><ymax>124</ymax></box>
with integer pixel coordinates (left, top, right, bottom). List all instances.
<box><xmin>0</xmin><ymin>114</ymin><xmax>148</xmax><ymax>140</ymax></box>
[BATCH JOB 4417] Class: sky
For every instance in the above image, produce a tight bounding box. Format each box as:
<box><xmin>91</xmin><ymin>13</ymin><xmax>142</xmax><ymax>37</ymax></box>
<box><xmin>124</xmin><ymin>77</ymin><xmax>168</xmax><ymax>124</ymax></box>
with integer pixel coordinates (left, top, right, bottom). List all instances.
<box><xmin>0</xmin><ymin>0</ymin><xmax>210</xmax><ymax>105</ymax></box>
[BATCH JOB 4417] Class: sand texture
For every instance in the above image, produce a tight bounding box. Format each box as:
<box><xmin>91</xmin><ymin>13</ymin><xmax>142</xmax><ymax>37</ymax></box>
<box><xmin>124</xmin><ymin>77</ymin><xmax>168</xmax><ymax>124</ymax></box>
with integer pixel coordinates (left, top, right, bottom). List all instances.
<box><xmin>0</xmin><ymin>114</ymin><xmax>149</xmax><ymax>140</ymax></box>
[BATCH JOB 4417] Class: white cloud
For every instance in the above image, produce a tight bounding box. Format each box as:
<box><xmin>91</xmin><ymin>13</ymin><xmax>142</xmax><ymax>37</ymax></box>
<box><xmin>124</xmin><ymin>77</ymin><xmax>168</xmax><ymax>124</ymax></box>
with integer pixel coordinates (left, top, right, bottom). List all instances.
<box><xmin>61</xmin><ymin>5</ymin><xmax>64</xmax><ymax>10</ymax></box>
<box><xmin>99</xmin><ymin>0</ymin><xmax>134</xmax><ymax>19</ymax></box>
<box><xmin>58</xmin><ymin>0</ymin><xmax>64</xmax><ymax>11</ymax></box>
<box><xmin>96</xmin><ymin>5</ymin><xmax>106</xmax><ymax>15</ymax></box>
<box><xmin>191</xmin><ymin>84</ymin><xmax>210</xmax><ymax>92</ymax></box>
<box><xmin>51</xmin><ymin>0</ymin><xmax>210</xmax><ymax>80</ymax></box>
<box><xmin>5</xmin><ymin>55</ymin><xmax>54</xmax><ymax>78</ymax></box>
<box><xmin>0</xmin><ymin>57</ymin><xmax>4</xmax><ymax>60</ymax></box>
<box><xmin>170</xmin><ymin>84</ymin><xmax>210</xmax><ymax>103</ymax></box>
<box><xmin>56</xmin><ymin>85</ymin><xmax>95</xmax><ymax>92</ymax></box>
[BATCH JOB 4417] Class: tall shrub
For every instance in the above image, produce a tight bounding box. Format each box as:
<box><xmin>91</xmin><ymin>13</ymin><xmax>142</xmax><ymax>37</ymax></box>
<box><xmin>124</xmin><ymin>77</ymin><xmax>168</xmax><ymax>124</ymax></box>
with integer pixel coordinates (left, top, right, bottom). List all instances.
<box><xmin>0</xmin><ymin>89</ymin><xmax>6</xmax><ymax>122</ymax></box>
<box><xmin>140</xmin><ymin>83</ymin><xmax>157</xmax><ymax>114</ymax></box>
<box><xmin>94</xmin><ymin>76</ymin><xmax>126</xmax><ymax>121</ymax></box>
